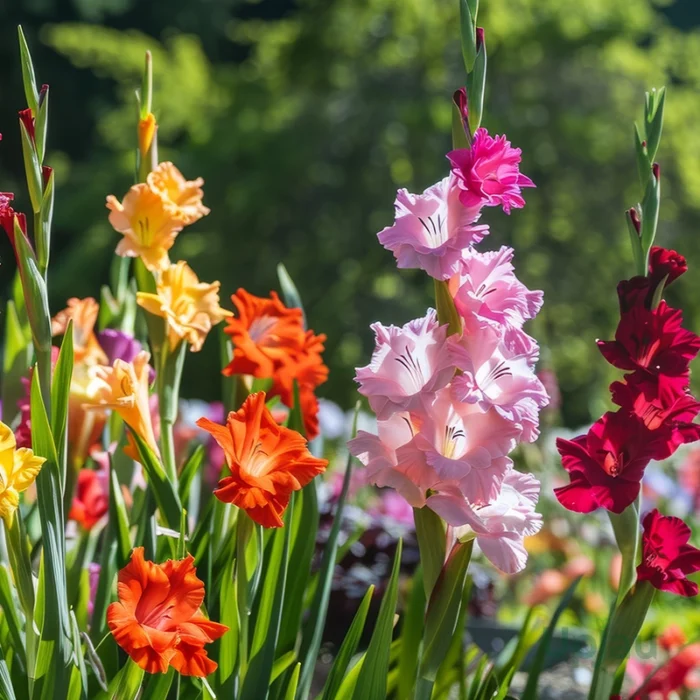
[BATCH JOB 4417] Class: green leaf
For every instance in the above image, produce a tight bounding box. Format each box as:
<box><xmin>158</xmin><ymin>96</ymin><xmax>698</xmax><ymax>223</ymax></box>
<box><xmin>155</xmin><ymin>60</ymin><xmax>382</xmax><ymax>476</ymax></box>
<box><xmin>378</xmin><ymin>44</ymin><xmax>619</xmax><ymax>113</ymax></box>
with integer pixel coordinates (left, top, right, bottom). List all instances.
<box><xmin>109</xmin><ymin>469</ymin><xmax>132</xmax><ymax>568</ymax></box>
<box><xmin>80</xmin><ymin>632</ymin><xmax>108</xmax><ymax>693</ymax></box>
<box><xmin>396</xmin><ymin>568</ymin><xmax>426</xmax><ymax>700</ymax></box>
<box><xmin>296</xmin><ymin>403</ymin><xmax>360</xmax><ymax>700</ymax></box>
<box><xmin>51</xmin><ymin>320</ymin><xmax>74</xmax><ymax>489</ymax></box>
<box><xmin>67</xmin><ymin>611</ymin><xmax>88</xmax><ymax>700</ymax></box>
<box><xmin>640</xmin><ymin>167</ymin><xmax>660</xmax><ymax>264</ymax></box>
<box><xmin>277</xmin><ymin>263</ymin><xmax>306</xmax><ymax>327</ymax></box>
<box><xmin>128</xmin><ymin>430</ymin><xmax>182</xmax><ymax>530</ymax></box>
<box><xmin>321</xmin><ymin>585</ymin><xmax>374</xmax><ymax>700</ymax></box>
<box><xmin>217</xmin><ymin>554</ymin><xmax>238</xmax><ymax>688</ymax></box>
<box><xmin>140</xmin><ymin>668</ymin><xmax>174</xmax><ymax>700</ymax></box>
<box><xmin>465</xmin><ymin>31</ymin><xmax>487</xmax><ymax>134</ymax></box>
<box><xmin>34</xmin><ymin>85</ymin><xmax>49</xmax><ymax>163</ymax></box>
<box><xmin>420</xmin><ymin>540</ymin><xmax>473</xmax><ymax>683</ymax></box>
<box><xmin>350</xmin><ymin>540</ymin><xmax>403</xmax><ymax>700</ymax></box>
<box><xmin>459</xmin><ymin>0</ymin><xmax>477</xmax><ymax>73</ymax></box>
<box><xmin>178</xmin><ymin>444</ymin><xmax>205</xmax><ymax>504</ymax></box>
<box><xmin>19</xmin><ymin>119</ymin><xmax>42</xmax><ymax>214</ymax></box>
<box><xmin>101</xmin><ymin>658</ymin><xmax>144</xmax><ymax>700</ymax></box>
<box><xmin>644</xmin><ymin>86</ymin><xmax>665</xmax><ymax>163</ymax></box>
<box><xmin>0</xmin><ymin>643</ymin><xmax>17</xmax><ymax>700</ymax></box>
<box><xmin>413</xmin><ymin>506</ymin><xmax>446</xmax><ymax>598</ymax></box>
<box><xmin>239</xmin><ymin>500</ymin><xmax>294</xmax><ymax>700</ymax></box>
<box><xmin>37</xmin><ymin>164</ymin><xmax>54</xmax><ymax>275</ymax></box>
<box><xmin>17</xmin><ymin>26</ymin><xmax>39</xmax><ymax>112</ymax></box>
<box><xmin>520</xmin><ymin>576</ymin><xmax>582</xmax><ymax>700</ymax></box>
<box><xmin>284</xmin><ymin>662</ymin><xmax>301</xmax><ymax>700</ymax></box>
<box><xmin>272</xmin><ymin>651</ymin><xmax>297</xmax><ymax>683</ymax></box>
<box><xmin>433</xmin><ymin>279</ymin><xmax>462</xmax><ymax>336</ymax></box>
<box><xmin>633</xmin><ymin>123</ymin><xmax>649</xmax><ymax>189</ymax></box>
<box><xmin>0</xmin><ymin>565</ymin><xmax>28</xmax><ymax>670</ymax></box>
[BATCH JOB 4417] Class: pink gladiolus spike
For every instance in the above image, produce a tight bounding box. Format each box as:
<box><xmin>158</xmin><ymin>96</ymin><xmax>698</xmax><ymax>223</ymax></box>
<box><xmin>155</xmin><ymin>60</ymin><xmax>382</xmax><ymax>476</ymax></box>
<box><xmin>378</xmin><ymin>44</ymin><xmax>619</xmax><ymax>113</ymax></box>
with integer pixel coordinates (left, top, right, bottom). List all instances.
<box><xmin>377</xmin><ymin>175</ymin><xmax>489</xmax><ymax>280</ymax></box>
<box><xmin>354</xmin><ymin>310</ymin><xmax>454</xmax><ymax>420</ymax></box>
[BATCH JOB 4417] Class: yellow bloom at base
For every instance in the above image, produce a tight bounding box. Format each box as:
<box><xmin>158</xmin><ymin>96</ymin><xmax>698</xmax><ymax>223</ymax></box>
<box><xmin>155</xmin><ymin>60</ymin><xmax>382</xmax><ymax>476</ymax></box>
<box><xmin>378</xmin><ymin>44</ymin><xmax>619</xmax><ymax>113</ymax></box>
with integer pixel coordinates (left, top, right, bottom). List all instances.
<box><xmin>87</xmin><ymin>351</ymin><xmax>159</xmax><ymax>462</ymax></box>
<box><xmin>147</xmin><ymin>162</ymin><xmax>210</xmax><ymax>225</ymax></box>
<box><xmin>137</xmin><ymin>261</ymin><xmax>232</xmax><ymax>352</ymax></box>
<box><xmin>0</xmin><ymin>422</ymin><xmax>45</xmax><ymax>524</ymax></box>
<box><xmin>106</xmin><ymin>184</ymin><xmax>186</xmax><ymax>272</ymax></box>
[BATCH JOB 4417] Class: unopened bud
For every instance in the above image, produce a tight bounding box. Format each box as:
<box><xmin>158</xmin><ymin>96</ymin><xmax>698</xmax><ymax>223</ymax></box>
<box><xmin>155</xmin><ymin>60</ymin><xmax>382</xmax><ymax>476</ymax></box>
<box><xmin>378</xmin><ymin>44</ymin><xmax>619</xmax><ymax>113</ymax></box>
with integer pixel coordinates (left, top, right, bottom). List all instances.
<box><xmin>627</xmin><ymin>208</ymin><xmax>641</xmax><ymax>236</ymax></box>
<box><xmin>476</xmin><ymin>27</ymin><xmax>485</xmax><ymax>51</ymax></box>
<box><xmin>18</xmin><ymin>108</ymin><xmax>35</xmax><ymax>144</ymax></box>
<box><xmin>652</xmin><ymin>162</ymin><xmax>660</xmax><ymax>181</ymax></box>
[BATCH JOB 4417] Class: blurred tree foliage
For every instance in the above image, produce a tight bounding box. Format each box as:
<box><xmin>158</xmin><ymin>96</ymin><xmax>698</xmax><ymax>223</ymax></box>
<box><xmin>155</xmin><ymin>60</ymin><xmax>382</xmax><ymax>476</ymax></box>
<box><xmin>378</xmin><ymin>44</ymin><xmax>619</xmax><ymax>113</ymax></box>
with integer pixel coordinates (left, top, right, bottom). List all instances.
<box><xmin>2</xmin><ymin>0</ymin><xmax>700</xmax><ymax>427</ymax></box>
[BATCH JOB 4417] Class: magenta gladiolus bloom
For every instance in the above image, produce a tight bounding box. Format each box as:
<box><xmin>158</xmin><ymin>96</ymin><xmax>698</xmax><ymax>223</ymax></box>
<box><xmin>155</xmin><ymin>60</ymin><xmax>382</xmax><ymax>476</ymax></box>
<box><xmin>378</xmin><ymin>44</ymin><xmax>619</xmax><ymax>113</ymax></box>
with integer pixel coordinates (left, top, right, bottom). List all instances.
<box><xmin>449</xmin><ymin>320</ymin><xmax>549</xmax><ymax>442</ymax></box>
<box><xmin>637</xmin><ymin>509</ymin><xmax>700</xmax><ymax>596</ymax></box>
<box><xmin>377</xmin><ymin>175</ymin><xmax>489</xmax><ymax>280</ymax></box>
<box><xmin>354</xmin><ymin>310</ymin><xmax>454</xmax><ymax>420</ymax></box>
<box><xmin>451</xmin><ymin>246</ymin><xmax>543</xmax><ymax>332</ymax></box>
<box><xmin>447</xmin><ymin>128</ymin><xmax>535</xmax><ymax>214</ymax></box>
<box><xmin>428</xmin><ymin>469</ymin><xmax>543</xmax><ymax>574</ymax></box>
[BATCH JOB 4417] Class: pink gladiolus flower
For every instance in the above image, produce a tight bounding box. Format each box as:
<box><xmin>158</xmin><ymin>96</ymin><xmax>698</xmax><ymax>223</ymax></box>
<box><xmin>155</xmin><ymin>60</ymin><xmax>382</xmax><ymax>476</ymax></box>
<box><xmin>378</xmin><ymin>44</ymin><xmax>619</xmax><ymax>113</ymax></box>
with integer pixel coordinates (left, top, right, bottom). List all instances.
<box><xmin>447</xmin><ymin>128</ymin><xmax>535</xmax><ymax>214</ymax></box>
<box><xmin>354</xmin><ymin>310</ymin><xmax>454</xmax><ymax>420</ymax></box>
<box><xmin>450</xmin><ymin>246</ymin><xmax>543</xmax><ymax>332</ymax></box>
<box><xmin>428</xmin><ymin>469</ymin><xmax>542</xmax><ymax>574</ymax></box>
<box><xmin>377</xmin><ymin>175</ymin><xmax>489</xmax><ymax>280</ymax></box>
<box><xmin>449</xmin><ymin>320</ymin><xmax>549</xmax><ymax>442</ymax></box>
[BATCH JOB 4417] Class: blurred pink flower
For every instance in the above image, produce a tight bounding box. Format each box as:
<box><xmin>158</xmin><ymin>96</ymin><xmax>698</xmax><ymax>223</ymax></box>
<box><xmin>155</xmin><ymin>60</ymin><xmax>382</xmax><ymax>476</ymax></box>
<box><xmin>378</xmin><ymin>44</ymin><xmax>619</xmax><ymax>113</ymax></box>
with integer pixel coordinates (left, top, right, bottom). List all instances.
<box><xmin>88</xmin><ymin>562</ymin><xmax>101</xmax><ymax>618</ymax></box>
<box><xmin>450</xmin><ymin>246</ymin><xmax>543</xmax><ymax>333</ymax></box>
<box><xmin>377</xmin><ymin>175</ymin><xmax>488</xmax><ymax>280</ymax></box>
<box><xmin>629</xmin><ymin>643</ymin><xmax>700</xmax><ymax>699</ymax></box>
<box><xmin>449</xmin><ymin>320</ymin><xmax>548</xmax><ymax>442</ymax></box>
<box><xmin>355</xmin><ymin>310</ymin><xmax>454</xmax><ymax>420</ymax></box>
<box><xmin>375</xmin><ymin>489</ymin><xmax>415</xmax><ymax>527</ymax></box>
<box><xmin>447</xmin><ymin>128</ymin><xmax>535</xmax><ymax>214</ymax></box>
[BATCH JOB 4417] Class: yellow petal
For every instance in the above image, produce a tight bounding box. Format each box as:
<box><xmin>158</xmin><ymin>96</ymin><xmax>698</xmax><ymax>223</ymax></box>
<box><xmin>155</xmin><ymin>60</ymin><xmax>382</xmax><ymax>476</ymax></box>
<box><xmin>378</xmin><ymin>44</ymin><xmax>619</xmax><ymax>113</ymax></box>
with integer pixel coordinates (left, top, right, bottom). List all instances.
<box><xmin>11</xmin><ymin>448</ymin><xmax>45</xmax><ymax>492</ymax></box>
<box><xmin>0</xmin><ymin>488</ymin><xmax>20</xmax><ymax>524</ymax></box>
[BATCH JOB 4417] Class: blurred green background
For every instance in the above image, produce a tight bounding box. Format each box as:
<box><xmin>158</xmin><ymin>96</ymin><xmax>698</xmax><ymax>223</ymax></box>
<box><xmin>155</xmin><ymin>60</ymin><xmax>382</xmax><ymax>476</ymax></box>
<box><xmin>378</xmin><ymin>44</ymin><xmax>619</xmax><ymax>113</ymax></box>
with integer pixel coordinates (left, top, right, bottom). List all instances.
<box><xmin>2</xmin><ymin>0</ymin><xmax>700</xmax><ymax>428</ymax></box>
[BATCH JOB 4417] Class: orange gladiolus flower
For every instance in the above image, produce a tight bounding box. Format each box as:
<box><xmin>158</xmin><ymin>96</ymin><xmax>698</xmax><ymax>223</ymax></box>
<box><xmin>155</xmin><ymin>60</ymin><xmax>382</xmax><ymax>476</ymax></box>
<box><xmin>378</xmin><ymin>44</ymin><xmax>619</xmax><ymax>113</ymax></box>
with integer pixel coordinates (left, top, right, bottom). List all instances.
<box><xmin>52</xmin><ymin>297</ymin><xmax>107</xmax><ymax>364</ymax></box>
<box><xmin>87</xmin><ymin>351</ymin><xmax>159</xmax><ymax>462</ymax></box>
<box><xmin>196</xmin><ymin>392</ymin><xmax>328</xmax><ymax>527</ymax></box>
<box><xmin>138</xmin><ymin>112</ymin><xmax>157</xmax><ymax>158</ymax></box>
<box><xmin>106</xmin><ymin>184</ymin><xmax>186</xmax><ymax>272</ymax></box>
<box><xmin>107</xmin><ymin>547</ymin><xmax>227</xmax><ymax>676</ymax></box>
<box><xmin>136</xmin><ymin>261</ymin><xmax>232</xmax><ymax>352</ymax></box>
<box><xmin>147</xmin><ymin>162</ymin><xmax>210</xmax><ymax>225</ymax></box>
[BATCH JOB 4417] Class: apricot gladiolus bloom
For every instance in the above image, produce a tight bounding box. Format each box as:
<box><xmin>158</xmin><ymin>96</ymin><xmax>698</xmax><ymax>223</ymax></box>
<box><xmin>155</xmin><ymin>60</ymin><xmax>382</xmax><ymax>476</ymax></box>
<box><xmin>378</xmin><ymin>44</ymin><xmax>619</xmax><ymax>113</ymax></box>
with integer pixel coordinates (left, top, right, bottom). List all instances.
<box><xmin>137</xmin><ymin>261</ymin><xmax>232</xmax><ymax>352</ymax></box>
<box><xmin>196</xmin><ymin>392</ymin><xmax>328</xmax><ymax>527</ymax></box>
<box><xmin>223</xmin><ymin>289</ymin><xmax>304</xmax><ymax>378</ymax></box>
<box><xmin>107</xmin><ymin>547</ymin><xmax>227</xmax><ymax>676</ymax></box>
<box><xmin>52</xmin><ymin>297</ymin><xmax>107</xmax><ymax>364</ymax></box>
<box><xmin>0</xmin><ymin>421</ymin><xmax>45</xmax><ymax>524</ymax></box>
<box><xmin>138</xmin><ymin>112</ymin><xmax>156</xmax><ymax>157</ymax></box>
<box><xmin>87</xmin><ymin>351</ymin><xmax>159</xmax><ymax>462</ymax></box>
<box><xmin>147</xmin><ymin>162</ymin><xmax>210</xmax><ymax>225</ymax></box>
<box><xmin>106</xmin><ymin>184</ymin><xmax>186</xmax><ymax>272</ymax></box>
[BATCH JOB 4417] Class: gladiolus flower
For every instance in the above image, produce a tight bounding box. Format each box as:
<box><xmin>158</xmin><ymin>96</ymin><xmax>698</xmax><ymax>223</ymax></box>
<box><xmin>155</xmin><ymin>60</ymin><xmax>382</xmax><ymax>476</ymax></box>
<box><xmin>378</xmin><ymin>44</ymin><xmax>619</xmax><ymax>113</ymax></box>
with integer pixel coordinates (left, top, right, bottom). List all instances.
<box><xmin>649</xmin><ymin>246</ymin><xmax>687</xmax><ymax>289</ymax></box>
<box><xmin>659</xmin><ymin>624</ymin><xmax>687</xmax><ymax>652</ymax></box>
<box><xmin>87</xmin><ymin>351</ymin><xmax>159</xmax><ymax>462</ymax></box>
<box><xmin>223</xmin><ymin>289</ymin><xmax>305</xmax><ymax>378</ymax></box>
<box><xmin>376</xmin><ymin>175</ymin><xmax>489</xmax><ymax>280</ymax></box>
<box><xmin>0</xmin><ymin>421</ymin><xmax>45</xmax><ymax>524</ymax></box>
<box><xmin>0</xmin><ymin>192</ymin><xmax>28</xmax><ymax>250</ymax></box>
<box><xmin>137</xmin><ymin>261</ymin><xmax>232</xmax><ymax>352</ymax></box>
<box><xmin>196</xmin><ymin>392</ymin><xmax>328</xmax><ymax>527</ymax></box>
<box><xmin>69</xmin><ymin>465</ymin><xmax>109</xmax><ymax>530</ymax></box>
<box><xmin>447</xmin><ymin>128</ymin><xmax>535</xmax><ymax>214</ymax></box>
<box><xmin>107</xmin><ymin>547</ymin><xmax>228</xmax><ymax>676</ymax></box>
<box><xmin>147</xmin><ymin>162</ymin><xmax>210</xmax><ymax>225</ymax></box>
<box><xmin>629</xmin><ymin>643</ymin><xmax>700</xmax><ymax>699</ymax></box>
<box><xmin>138</xmin><ymin>112</ymin><xmax>156</xmax><ymax>158</ymax></box>
<box><xmin>636</xmin><ymin>509</ymin><xmax>700</xmax><ymax>596</ymax></box>
<box><xmin>52</xmin><ymin>297</ymin><xmax>107</xmax><ymax>365</ymax></box>
<box><xmin>354</xmin><ymin>310</ymin><xmax>454</xmax><ymax>420</ymax></box>
<box><xmin>597</xmin><ymin>300</ymin><xmax>700</xmax><ymax>377</ymax></box>
<box><xmin>106</xmin><ymin>184</ymin><xmax>186</xmax><ymax>272</ymax></box>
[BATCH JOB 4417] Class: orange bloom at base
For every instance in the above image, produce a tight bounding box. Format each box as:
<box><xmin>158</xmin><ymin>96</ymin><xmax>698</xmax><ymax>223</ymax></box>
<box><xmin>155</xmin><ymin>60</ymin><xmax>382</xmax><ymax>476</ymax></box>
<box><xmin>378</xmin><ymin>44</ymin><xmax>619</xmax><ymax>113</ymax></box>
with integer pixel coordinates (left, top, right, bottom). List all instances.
<box><xmin>107</xmin><ymin>547</ymin><xmax>227</xmax><ymax>676</ymax></box>
<box><xmin>196</xmin><ymin>392</ymin><xmax>328</xmax><ymax>527</ymax></box>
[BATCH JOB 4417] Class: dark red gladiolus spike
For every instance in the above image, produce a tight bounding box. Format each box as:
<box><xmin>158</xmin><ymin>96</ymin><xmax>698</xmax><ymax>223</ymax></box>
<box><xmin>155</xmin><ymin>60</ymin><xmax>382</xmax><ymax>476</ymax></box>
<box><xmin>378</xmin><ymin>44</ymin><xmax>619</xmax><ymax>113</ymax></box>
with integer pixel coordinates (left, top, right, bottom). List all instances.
<box><xmin>597</xmin><ymin>300</ymin><xmax>700</xmax><ymax>377</ymax></box>
<box><xmin>616</xmin><ymin>276</ymin><xmax>650</xmax><ymax>312</ymax></box>
<box><xmin>649</xmin><ymin>246</ymin><xmax>687</xmax><ymax>288</ymax></box>
<box><xmin>637</xmin><ymin>509</ymin><xmax>700</xmax><ymax>596</ymax></box>
<box><xmin>18</xmin><ymin>108</ymin><xmax>35</xmax><ymax>144</ymax></box>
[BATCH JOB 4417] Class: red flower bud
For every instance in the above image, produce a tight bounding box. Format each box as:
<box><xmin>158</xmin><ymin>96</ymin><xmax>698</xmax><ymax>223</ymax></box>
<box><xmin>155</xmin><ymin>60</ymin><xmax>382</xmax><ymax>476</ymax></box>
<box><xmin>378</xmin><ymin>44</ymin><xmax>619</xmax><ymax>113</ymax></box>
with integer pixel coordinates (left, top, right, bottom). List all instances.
<box><xmin>42</xmin><ymin>165</ymin><xmax>53</xmax><ymax>187</ymax></box>
<box><xmin>649</xmin><ymin>246</ymin><xmax>687</xmax><ymax>288</ymax></box>
<box><xmin>0</xmin><ymin>192</ymin><xmax>27</xmax><ymax>250</ymax></box>
<box><xmin>476</xmin><ymin>27</ymin><xmax>485</xmax><ymax>51</ymax></box>
<box><xmin>627</xmin><ymin>208</ymin><xmax>641</xmax><ymax>236</ymax></box>
<box><xmin>18</xmin><ymin>108</ymin><xmax>35</xmax><ymax>144</ymax></box>
<box><xmin>652</xmin><ymin>162</ymin><xmax>660</xmax><ymax>181</ymax></box>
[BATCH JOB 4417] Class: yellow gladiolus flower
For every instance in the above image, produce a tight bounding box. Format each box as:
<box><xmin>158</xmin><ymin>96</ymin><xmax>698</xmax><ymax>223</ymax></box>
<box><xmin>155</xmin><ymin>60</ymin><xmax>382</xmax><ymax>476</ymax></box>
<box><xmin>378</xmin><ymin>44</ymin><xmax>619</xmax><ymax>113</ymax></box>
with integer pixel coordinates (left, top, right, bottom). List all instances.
<box><xmin>147</xmin><ymin>162</ymin><xmax>210</xmax><ymax>225</ymax></box>
<box><xmin>87</xmin><ymin>351</ymin><xmax>159</xmax><ymax>462</ymax></box>
<box><xmin>137</xmin><ymin>261</ymin><xmax>232</xmax><ymax>352</ymax></box>
<box><xmin>106</xmin><ymin>184</ymin><xmax>186</xmax><ymax>272</ymax></box>
<box><xmin>0</xmin><ymin>421</ymin><xmax>45</xmax><ymax>524</ymax></box>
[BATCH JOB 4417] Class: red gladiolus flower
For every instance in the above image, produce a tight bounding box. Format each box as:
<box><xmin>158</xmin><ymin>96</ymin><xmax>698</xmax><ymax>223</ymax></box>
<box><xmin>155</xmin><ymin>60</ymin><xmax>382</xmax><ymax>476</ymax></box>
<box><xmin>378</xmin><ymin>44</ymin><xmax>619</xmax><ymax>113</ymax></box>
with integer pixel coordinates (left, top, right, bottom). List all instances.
<box><xmin>636</xmin><ymin>509</ymin><xmax>700</xmax><ymax>596</ymax></box>
<box><xmin>196</xmin><ymin>392</ymin><xmax>328</xmax><ymax>527</ymax></box>
<box><xmin>69</xmin><ymin>467</ymin><xmax>109</xmax><ymax>530</ymax></box>
<box><xmin>630</xmin><ymin>643</ymin><xmax>700</xmax><ymax>699</ymax></box>
<box><xmin>597</xmin><ymin>300</ymin><xmax>700</xmax><ymax>377</ymax></box>
<box><xmin>0</xmin><ymin>192</ymin><xmax>27</xmax><ymax>249</ymax></box>
<box><xmin>554</xmin><ymin>411</ymin><xmax>670</xmax><ymax>514</ymax></box>
<box><xmin>107</xmin><ymin>547</ymin><xmax>228</xmax><ymax>676</ymax></box>
<box><xmin>649</xmin><ymin>246</ymin><xmax>687</xmax><ymax>288</ymax></box>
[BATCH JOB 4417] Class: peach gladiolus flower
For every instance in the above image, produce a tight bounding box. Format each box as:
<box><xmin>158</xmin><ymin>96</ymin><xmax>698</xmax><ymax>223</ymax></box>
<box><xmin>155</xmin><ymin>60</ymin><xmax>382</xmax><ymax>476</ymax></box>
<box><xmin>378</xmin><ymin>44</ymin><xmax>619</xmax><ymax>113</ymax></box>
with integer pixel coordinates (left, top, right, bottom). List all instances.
<box><xmin>0</xmin><ymin>421</ymin><xmax>45</xmax><ymax>524</ymax></box>
<box><xmin>137</xmin><ymin>261</ymin><xmax>231</xmax><ymax>352</ymax></box>
<box><xmin>107</xmin><ymin>547</ymin><xmax>227</xmax><ymax>676</ymax></box>
<box><xmin>147</xmin><ymin>162</ymin><xmax>210</xmax><ymax>225</ymax></box>
<box><xmin>87</xmin><ymin>351</ymin><xmax>159</xmax><ymax>462</ymax></box>
<box><xmin>196</xmin><ymin>392</ymin><xmax>328</xmax><ymax>527</ymax></box>
<box><xmin>52</xmin><ymin>297</ymin><xmax>107</xmax><ymax>364</ymax></box>
<box><xmin>106</xmin><ymin>184</ymin><xmax>186</xmax><ymax>272</ymax></box>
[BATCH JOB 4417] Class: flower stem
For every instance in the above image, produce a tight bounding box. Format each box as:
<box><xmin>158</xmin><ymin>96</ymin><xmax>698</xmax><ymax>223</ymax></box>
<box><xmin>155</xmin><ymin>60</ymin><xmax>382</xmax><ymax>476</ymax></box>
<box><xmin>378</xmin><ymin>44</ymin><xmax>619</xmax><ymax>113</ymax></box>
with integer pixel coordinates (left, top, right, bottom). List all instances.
<box><xmin>236</xmin><ymin>511</ymin><xmax>254</xmax><ymax>682</ymax></box>
<box><xmin>157</xmin><ymin>342</ymin><xmax>186</xmax><ymax>484</ymax></box>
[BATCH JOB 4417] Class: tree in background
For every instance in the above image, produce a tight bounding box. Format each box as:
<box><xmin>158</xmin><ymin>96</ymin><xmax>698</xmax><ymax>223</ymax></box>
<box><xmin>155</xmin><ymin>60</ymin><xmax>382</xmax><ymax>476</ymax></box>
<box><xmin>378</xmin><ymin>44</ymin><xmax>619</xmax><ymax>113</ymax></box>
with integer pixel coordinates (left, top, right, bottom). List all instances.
<box><xmin>2</xmin><ymin>0</ymin><xmax>700</xmax><ymax>426</ymax></box>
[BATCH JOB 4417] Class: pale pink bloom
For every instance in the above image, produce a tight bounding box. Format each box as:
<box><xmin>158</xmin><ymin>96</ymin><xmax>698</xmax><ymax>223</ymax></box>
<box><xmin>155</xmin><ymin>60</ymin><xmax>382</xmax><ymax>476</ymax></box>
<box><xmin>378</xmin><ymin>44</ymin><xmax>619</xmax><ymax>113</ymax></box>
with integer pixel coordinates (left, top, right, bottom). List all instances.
<box><xmin>402</xmin><ymin>388</ymin><xmax>519</xmax><ymax>502</ymax></box>
<box><xmin>348</xmin><ymin>412</ymin><xmax>436</xmax><ymax>508</ymax></box>
<box><xmin>428</xmin><ymin>469</ymin><xmax>542</xmax><ymax>574</ymax></box>
<box><xmin>447</xmin><ymin>128</ymin><xmax>535</xmax><ymax>214</ymax></box>
<box><xmin>377</xmin><ymin>175</ymin><xmax>488</xmax><ymax>280</ymax></box>
<box><xmin>450</xmin><ymin>246</ymin><xmax>543</xmax><ymax>331</ymax></box>
<box><xmin>354</xmin><ymin>310</ymin><xmax>454</xmax><ymax>420</ymax></box>
<box><xmin>449</xmin><ymin>321</ymin><xmax>549</xmax><ymax>442</ymax></box>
